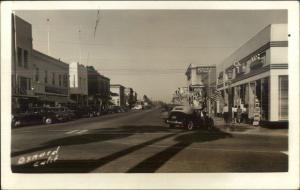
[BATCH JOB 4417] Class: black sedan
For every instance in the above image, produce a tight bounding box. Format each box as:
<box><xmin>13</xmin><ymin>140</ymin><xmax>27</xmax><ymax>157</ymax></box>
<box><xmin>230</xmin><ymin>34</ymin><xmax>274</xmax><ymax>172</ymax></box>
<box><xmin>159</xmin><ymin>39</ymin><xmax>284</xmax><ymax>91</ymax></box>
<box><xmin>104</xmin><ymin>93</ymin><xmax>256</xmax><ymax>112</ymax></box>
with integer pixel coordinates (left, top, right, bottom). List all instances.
<box><xmin>11</xmin><ymin>107</ymin><xmax>58</xmax><ymax>127</ymax></box>
<box><xmin>165</xmin><ymin>105</ymin><xmax>214</xmax><ymax>130</ymax></box>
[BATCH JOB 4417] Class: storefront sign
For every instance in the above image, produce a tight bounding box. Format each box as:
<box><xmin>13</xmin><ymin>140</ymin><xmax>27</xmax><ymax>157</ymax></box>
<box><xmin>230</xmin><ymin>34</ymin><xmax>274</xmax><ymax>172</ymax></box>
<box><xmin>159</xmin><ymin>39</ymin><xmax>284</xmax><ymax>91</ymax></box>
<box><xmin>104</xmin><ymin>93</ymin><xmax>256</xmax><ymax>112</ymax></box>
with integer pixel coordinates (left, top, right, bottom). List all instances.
<box><xmin>253</xmin><ymin>98</ymin><xmax>261</xmax><ymax>126</ymax></box>
<box><xmin>249</xmin><ymin>53</ymin><xmax>265</xmax><ymax>70</ymax></box>
<box><xmin>45</xmin><ymin>86</ymin><xmax>68</xmax><ymax>95</ymax></box>
<box><xmin>196</xmin><ymin>67</ymin><xmax>210</xmax><ymax>74</ymax></box>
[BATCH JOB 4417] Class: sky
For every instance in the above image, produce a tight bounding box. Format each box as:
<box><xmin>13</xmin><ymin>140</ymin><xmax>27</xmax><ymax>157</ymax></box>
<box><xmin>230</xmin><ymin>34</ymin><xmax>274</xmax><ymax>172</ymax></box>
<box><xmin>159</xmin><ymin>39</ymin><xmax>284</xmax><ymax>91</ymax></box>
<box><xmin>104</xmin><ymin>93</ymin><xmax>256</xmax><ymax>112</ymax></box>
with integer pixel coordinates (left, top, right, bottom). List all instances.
<box><xmin>16</xmin><ymin>10</ymin><xmax>287</xmax><ymax>102</ymax></box>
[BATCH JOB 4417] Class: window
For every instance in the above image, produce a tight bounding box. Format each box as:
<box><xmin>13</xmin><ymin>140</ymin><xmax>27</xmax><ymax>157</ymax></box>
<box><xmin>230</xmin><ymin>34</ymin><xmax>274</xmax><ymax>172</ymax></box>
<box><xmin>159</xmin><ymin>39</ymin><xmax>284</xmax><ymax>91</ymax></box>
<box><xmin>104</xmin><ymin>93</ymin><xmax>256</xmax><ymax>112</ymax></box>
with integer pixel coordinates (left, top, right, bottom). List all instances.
<box><xmin>261</xmin><ymin>77</ymin><xmax>269</xmax><ymax>120</ymax></box>
<box><xmin>35</xmin><ymin>67</ymin><xmax>39</xmax><ymax>82</ymax></box>
<box><xmin>63</xmin><ymin>74</ymin><xmax>68</xmax><ymax>87</ymax></box>
<box><xmin>24</xmin><ymin>50</ymin><xmax>28</xmax><ymax>68</ymax></box>
<box><xmin>45</xmin><ymin>70</ymin><xmax>48</xmax><ymax>83</ymax></box>
<box><xmin>17</xmin><ymin>47</ymin><xmax>22</xmax><ymax>67</ymax></box>
<box><xmin>52</xmin><ymin>72</ymin><xmax>55</xmax><ymax>85</ymax></box>
<box><xmin>19</xmin><ymin>77</ymin><xmax>31</xmax><ymax>95</ymax></box>
<box><xmin>59</xmin><ymin>75</ymin><xmax>62</xmax><ymax>86</ymax></box>
<box><xmin>279</xmin><ymin>76</ymin><xmax>288</xmax><ymax>120</ymax></box>
<box><xmin>79</xmin><ymin>77</ymin><xmax>82</xmax><ymax>89</ymax></box>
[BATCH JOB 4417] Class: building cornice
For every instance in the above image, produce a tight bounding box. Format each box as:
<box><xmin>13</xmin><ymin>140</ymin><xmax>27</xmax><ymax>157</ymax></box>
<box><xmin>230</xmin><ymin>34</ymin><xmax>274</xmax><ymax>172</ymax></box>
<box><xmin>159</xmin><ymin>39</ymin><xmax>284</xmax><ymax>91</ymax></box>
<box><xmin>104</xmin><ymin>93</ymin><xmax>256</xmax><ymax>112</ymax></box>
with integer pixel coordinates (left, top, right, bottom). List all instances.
<box><xmin>218</xmin><ymin>63</ymin><xmax>288</xmax><ymax>89</ymax></box>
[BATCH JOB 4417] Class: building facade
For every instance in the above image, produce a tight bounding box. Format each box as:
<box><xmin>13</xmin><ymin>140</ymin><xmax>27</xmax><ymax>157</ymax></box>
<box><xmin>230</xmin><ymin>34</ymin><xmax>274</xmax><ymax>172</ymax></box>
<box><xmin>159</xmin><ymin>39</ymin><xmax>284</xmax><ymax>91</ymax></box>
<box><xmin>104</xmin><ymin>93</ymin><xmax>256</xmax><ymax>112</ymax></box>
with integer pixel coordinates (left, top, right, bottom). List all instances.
<box><xmin>124</xmin><ymin>87</ymin><xmax>134</xmax><ymax>108</ymax></box>
<box><xmin>12</xmin><ymin>14</ymin><xmax>70</xmax><ymax>111</ymax></box>
<box><xmin>185</xmin><ymin>64</ymin><xmax>216</xmax><ymax>115</ymax></box>
<box><xmin>11</xmin><ymin>14</ymin><xmax>35</xmax><ymax>112</ymax></box>
<box><xmin>87</xmin><ymin>66</ymin><xmax>110</xmax><ymax>110</ymax></box>
<box><xmin>69</xmin><ymin>62</ymin><xmax>88</xmax><ymax>105</ymax></box>
<box><xmin>216</xmin><ymin>24</ymin><xmax>288</xmax><ymax>123</ymax></box>
<box><xmin>31</xmin><ymin>50</ymin><xmax>69</xmax><ymax>106</ymax></box>
<box><xmin>110</xmin><ymin>84</ymin><xmax>125</xmax><ymax>107</ymax></box>
<box><xmin>172</xmin><ymin>87</ymin><xmax>189</xmax><ymax>105</ymax></box>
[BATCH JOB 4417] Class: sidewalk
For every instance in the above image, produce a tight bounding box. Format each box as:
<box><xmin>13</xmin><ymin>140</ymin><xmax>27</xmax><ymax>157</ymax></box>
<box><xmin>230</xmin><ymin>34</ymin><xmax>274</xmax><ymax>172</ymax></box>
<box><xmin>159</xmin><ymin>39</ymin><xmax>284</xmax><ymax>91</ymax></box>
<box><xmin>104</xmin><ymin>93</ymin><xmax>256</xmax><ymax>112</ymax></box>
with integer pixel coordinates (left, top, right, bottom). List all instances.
<box><xmin>213</xmin><ymin>117</ymin><xmax>288</xmax><ymax>137</ymax></box>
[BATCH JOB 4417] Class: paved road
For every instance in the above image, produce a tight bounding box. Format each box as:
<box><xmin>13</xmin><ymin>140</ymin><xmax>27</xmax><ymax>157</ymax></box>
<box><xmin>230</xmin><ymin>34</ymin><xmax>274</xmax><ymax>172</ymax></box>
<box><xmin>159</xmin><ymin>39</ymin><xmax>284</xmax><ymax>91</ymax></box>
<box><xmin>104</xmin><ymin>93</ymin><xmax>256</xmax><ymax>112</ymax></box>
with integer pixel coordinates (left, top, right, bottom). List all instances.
<box><xmin>11</xmin><ymin>107</ymin><xmax>288</xmax><ymax>173</ymax></box>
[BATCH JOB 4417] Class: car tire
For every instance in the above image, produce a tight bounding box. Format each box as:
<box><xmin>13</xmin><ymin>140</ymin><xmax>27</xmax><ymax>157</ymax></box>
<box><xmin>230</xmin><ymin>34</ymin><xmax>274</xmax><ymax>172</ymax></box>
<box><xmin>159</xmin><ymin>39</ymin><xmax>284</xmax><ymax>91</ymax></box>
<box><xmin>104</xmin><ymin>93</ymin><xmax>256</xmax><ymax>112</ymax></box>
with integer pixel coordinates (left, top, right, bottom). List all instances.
<box><xmin>44</xmin><ymin>118</ymin><xmax>53</xmax><ymax>125</ymax></box>
<box><xmin>12</xmin><ymin>120</ymin><xmax>20</xmax><ymax>128</ymax></box>
<box><xmin>187</xmin><ymin>121</ymin><xmax>194</xmax><ymax>131</ymax></box>
<box><xmin>209</xmin><ymin>119</ymin><xmax>214</xmax><ymax>129</ymax></box>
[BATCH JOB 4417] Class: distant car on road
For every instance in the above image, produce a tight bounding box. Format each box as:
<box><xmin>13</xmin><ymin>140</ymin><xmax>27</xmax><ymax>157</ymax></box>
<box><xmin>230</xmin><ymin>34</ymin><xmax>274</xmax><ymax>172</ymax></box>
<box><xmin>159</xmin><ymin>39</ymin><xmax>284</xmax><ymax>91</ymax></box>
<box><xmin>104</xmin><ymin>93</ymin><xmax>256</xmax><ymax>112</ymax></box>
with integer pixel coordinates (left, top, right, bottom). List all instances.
<box><xmin>132</xmin><ymin>104</ymin><xmax>143</xmax><ymax>110</ymax></box>
<box><xmin>165</xmin><ymin>105</ymin><xmax>214</xmax><ymax>130</ymax></box>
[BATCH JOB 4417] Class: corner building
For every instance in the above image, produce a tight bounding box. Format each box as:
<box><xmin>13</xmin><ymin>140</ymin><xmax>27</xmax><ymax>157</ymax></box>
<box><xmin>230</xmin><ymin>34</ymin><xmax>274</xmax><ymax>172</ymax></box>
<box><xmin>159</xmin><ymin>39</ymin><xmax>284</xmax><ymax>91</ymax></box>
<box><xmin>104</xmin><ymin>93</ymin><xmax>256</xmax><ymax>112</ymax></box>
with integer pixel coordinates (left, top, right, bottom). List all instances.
<box><xmin>216</xmin><ymin>24</ymin><xmax>288</xmax><ymax>124</ymax></box>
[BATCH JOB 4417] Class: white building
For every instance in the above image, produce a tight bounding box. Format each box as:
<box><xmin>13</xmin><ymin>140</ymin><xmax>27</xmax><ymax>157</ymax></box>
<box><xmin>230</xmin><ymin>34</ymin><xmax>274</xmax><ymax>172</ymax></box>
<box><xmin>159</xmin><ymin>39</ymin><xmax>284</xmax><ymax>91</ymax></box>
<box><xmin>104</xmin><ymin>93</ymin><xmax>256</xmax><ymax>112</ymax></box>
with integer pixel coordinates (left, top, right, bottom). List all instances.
<box><xmin>216</xmin><ymin>24</ymin><xmax>288</xmax><ymax>124</ymax></box>
<box><xmin>31</xmin><ymin>50</ymin><xmax>69</xmax><ymax>106</ymax></box>
<box><xmin>185</xmin><ymin>64</ymin><xmax>216</xmax><ymax>112</ymax></box>
<box><xmin>110</xmin><ymin>84</ymin><xmax>125</xmax><ymax>107</ymax></box>
<box><xmin>69</xmin><ymin>62</ymin><xmax>88</xmax><ymax>105</ymax></box>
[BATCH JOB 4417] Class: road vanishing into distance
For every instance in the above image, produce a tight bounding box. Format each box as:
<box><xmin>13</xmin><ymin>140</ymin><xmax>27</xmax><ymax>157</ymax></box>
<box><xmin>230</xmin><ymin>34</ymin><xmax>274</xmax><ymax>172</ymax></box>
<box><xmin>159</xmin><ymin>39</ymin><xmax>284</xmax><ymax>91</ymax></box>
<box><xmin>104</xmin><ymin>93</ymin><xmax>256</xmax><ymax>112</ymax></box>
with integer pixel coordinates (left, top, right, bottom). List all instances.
<box><xmin>11</xmin><ymin>107</ymin><xmax>288</xmax><ymax>173</ymax></box>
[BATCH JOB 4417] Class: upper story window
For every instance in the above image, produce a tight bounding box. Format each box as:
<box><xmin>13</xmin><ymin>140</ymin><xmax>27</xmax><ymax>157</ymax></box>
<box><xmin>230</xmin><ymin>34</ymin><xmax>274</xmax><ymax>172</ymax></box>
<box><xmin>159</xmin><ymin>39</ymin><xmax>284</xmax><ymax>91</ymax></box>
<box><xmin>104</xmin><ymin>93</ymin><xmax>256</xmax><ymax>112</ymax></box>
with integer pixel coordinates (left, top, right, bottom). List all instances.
<box><xmin>17</xmin><ymin>47</ymin><xmax>22</xmax><ymax>67</ymax></box>
<box><xmin>23</xmin><ymin>50</ymin><xmax>28</xmax><ymax>68</ymax></box>
<box><xmin>59</xmin><ymin>75</ymin><xmax>62</xmax><ymax>86</ymax></box>
<box><xmin>63</xmin><ymin>74</ymin><xmax>68</xmax><ymax>87</ymax></box>
<box><xmin>35</xmin><ymin>67</ymin><xmax>39</xmax><ymax>82</ymax></box>
<box><xmin>45</xmin><ymin>70</ymin><xmax>48</xmax><ymax>83</ymax></box>
<box><xmin>52</xmin><ymin>72</ymin><xmax>55</xmax><ymax>85</ymax></box>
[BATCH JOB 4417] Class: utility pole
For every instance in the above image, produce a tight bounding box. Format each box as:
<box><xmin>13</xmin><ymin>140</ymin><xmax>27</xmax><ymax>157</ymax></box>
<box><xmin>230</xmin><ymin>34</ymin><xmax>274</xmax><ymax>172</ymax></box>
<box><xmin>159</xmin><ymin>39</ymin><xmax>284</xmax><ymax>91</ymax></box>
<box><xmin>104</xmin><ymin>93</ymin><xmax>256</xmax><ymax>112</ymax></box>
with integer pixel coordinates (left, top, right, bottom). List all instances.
<box><xmin>78</xmin><ymin>27</ymin><xmax>82</xmax><ymax>64</ymax></box>
<box><xmin>13</xmin><ymin>12</ymin><xmax>18</xmax><ymax>95</ymax></box>
<box><xmin>46</xmin><ymin>18</ymin><xmax>50</xmax><ymax>54</ymax></box>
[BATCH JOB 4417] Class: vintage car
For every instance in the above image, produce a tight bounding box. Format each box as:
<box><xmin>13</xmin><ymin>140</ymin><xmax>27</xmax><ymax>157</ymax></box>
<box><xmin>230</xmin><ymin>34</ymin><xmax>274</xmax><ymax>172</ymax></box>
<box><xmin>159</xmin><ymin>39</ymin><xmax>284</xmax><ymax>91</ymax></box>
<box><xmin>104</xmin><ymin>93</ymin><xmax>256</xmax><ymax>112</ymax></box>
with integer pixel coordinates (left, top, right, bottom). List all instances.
<box><xmin>11</xmin><ymin>107</ymin><xmax>59</xmax><ymax>127</ymax></box>
<box><xmin>165</xmin><ymin>105</ymin><xmax>214</xmax><ymax>130</ymax></box>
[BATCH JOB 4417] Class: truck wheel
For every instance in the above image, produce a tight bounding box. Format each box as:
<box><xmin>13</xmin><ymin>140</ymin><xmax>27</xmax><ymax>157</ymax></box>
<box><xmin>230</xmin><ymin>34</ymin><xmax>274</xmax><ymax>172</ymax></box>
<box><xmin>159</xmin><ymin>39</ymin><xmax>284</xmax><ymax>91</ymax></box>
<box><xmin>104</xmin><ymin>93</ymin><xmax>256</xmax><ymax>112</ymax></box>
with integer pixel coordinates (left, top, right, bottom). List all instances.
<box><xmin>187</xmin><ymin>121</ymin><xmax>194</xmax><ymax>131</ymax></box>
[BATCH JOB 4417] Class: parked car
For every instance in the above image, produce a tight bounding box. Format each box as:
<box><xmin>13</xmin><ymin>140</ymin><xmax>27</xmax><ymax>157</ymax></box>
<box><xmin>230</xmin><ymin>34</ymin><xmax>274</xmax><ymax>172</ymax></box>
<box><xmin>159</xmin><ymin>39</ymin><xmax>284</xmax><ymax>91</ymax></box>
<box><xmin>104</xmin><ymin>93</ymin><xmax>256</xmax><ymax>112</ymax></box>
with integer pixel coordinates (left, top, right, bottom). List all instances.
<box><xmin>11</xmin><ymin>107</ymin><xmax>58</xmax><ymax>127</ymax></box>
<box><xmin>165</xmin><ymin>105</ymin><xmax>214</xmax><ymax>130</ymax></box>
<box><xmin>109</xmin><ymin>106</ymin><xmax>124</xmax><ymax>113</ymax></box>
<box><xmin>48</xmin><ymin>106</ymin><xmax>76</xmax><ymax>121</ymax></box>
<box><xmin>72</xmin><ymin>106</ymin><xmax>97</xmax><ymax>118</ymax></box>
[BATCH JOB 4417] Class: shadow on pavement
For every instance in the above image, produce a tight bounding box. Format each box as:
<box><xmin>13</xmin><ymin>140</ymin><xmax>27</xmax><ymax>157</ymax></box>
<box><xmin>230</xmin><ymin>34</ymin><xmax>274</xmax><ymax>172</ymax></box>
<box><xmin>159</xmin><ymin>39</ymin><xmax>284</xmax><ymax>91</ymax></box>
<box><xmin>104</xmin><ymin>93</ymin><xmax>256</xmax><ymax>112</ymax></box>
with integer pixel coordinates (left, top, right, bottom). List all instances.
<box><xmin>11</xmin><ymin>125</ymin><xmax>173</xmax><ymax>157</ymax></box>
<box><xmin>12</xmin><ymin>131</ymin><xmax>178</xmax><ymax>173</ymax></box>
<box><xmin>127</xmin><ymin>128</ymin><xmax>232</xmax><ymax>173</ymax></box>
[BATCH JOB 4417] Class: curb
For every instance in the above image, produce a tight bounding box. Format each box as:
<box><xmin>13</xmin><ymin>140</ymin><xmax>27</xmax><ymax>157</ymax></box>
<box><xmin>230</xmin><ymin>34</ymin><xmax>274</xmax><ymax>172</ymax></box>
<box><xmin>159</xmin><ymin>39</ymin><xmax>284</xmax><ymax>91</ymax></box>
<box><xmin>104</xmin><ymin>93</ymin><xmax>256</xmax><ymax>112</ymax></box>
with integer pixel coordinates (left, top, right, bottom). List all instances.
<box><xmin>214</xmin><ymin>124</ymin><xmax>288</xmax><ymax>137</ymax></box>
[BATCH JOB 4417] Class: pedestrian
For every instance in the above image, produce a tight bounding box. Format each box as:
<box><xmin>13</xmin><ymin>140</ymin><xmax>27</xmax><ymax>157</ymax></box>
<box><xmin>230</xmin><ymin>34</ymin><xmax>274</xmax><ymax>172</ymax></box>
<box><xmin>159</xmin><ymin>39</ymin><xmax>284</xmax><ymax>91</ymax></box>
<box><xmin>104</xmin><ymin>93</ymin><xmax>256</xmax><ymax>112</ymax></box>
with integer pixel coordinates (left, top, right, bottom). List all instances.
<box><xmin>222</xmin><ymin>103</ymin><xmax>229</xmax><ymax>125</ymax></box>
<box><xmin>232</xmin><ymin>105</ymin><xmax>237</xmax><ymax>124</ymax></box>
<box><xmin>237</xmin><ymin>105</ymin><xmax>242</xmax><ymax>124</ymax></box>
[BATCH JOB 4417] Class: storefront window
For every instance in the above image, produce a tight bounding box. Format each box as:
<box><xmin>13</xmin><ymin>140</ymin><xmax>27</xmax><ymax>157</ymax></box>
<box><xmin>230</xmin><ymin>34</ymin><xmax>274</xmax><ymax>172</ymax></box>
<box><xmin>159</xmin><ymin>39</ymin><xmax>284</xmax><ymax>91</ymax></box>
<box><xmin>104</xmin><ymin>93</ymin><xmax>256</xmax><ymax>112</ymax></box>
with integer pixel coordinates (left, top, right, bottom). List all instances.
<box><xmin>279</xmin><ymin>76</ymin><xmax>288</xmax><ymax>120</ymax></box>
<box><xmin>261</xmin><ymin>77</ymin><xmax>269</xmax><ymax>120</ymax></box>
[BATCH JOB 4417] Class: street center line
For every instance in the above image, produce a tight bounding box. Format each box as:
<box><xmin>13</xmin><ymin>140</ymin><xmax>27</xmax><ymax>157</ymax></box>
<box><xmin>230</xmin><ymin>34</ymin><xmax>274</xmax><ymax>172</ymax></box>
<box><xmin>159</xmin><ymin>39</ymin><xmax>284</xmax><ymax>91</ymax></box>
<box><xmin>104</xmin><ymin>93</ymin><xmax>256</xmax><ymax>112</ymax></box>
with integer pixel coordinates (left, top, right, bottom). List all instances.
<box><xmin>76</xmin><ymin>130</ymin><xmax>88</xmax><ymax>134</ymax></box>
<box><xmin>65</xmin><ymin>130</ymin><xmax>79</xmax><ymax>134</ymax></box>
<box><xmin>280</xmin><ymin>151</ymin><xmax>288</xmax><ymax>155</ymax></box>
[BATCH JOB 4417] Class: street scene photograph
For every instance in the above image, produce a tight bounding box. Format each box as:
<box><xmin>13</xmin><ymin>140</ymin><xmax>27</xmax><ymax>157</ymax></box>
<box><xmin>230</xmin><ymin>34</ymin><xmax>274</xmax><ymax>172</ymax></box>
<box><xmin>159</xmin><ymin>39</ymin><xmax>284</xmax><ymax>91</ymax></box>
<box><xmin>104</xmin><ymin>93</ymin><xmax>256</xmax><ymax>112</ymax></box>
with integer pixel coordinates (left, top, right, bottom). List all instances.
<box><xmin>10</xmin><ymin>8</ymin><xmax>289</xmax><ymax>174</ymax></box>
